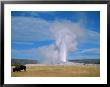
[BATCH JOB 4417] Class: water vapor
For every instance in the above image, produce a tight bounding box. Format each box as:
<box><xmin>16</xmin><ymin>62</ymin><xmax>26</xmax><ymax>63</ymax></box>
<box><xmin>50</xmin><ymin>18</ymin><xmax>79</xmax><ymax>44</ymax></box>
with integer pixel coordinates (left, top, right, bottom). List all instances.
<box><xmin>39</xmin><ymin>20</ymin><xmax>85</xmax><ymax>64</ymax></box>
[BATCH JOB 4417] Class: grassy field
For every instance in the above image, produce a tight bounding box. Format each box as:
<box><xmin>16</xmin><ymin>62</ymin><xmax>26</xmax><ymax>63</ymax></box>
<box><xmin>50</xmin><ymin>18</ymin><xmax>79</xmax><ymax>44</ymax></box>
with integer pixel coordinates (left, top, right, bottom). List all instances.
<box><xmin>11</xmin><ymin>65</ymin><xmax>100</xmax><ymax>77</ymax></box>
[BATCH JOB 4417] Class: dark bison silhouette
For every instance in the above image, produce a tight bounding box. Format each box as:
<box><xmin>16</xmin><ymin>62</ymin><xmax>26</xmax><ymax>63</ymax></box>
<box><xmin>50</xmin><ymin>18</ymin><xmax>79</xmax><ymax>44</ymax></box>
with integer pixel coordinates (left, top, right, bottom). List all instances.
<box><xmin>13</xmin><ymin>65</ymin><xmax>26</xmax><ymax>72</ymax></box>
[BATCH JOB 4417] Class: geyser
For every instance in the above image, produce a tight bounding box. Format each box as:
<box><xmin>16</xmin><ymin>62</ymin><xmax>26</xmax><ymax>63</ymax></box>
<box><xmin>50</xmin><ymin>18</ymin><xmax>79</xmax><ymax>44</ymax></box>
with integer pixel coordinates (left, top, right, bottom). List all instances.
<box><xmin>59</xmin><ymin>39</ymin><xmax>67</xmax><ymax>62</ymax></box>
<box><xmin>56</xmin><ymin>36</ymin><xmax>67</xmax><ymax>63</ymax></box>
<box><xmin>40</xmin><ymin>21</ymin><xmax>84</xmax><ymax>64</ymax></box>
<box><xmin>52</xmin><ymin>26</ymin><xmax>78</xmax><ymax>64</ymax></box>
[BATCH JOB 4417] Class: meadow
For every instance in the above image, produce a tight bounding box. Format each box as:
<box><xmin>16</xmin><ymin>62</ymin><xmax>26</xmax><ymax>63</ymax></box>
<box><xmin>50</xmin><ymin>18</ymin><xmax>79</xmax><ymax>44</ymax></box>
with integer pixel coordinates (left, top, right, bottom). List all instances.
<box><xmin>11</xmin><ymin>65</ymin><xmax>100</xmax><ymax>77</ymax></box>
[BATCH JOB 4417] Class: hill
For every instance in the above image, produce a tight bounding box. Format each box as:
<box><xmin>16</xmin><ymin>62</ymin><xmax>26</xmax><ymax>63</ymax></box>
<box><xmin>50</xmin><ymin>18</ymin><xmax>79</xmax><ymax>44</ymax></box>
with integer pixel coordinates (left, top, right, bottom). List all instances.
<box><xmin>69</xmin><ymin>59</ymin><xmax>100</xmax><ymax>64</ymax></box>
<box><xmin>11</xmin><ymin>59</ymin><xmax>38</xmax><ymax>65</ymax></box>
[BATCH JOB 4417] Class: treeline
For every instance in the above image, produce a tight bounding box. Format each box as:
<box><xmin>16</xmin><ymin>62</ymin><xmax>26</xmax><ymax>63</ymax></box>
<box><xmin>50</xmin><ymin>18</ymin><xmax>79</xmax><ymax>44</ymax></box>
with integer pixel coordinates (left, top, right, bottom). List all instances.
<box><xmin>11</xmin><ymin>59</ymin><xmax>38</xmax><ymax>66</ymax></box>
<box><xmin>69</xmin><ymin>59</ymin><xmax>100</xmax><ymax>64</ymax></box>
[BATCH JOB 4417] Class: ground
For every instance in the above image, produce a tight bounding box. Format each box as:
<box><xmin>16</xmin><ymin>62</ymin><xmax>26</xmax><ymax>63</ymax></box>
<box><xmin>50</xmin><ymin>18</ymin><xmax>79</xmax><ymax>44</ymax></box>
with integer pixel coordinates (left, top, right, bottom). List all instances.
<box><xmin>11</xmin><ymin>65</ymin><xmax>100</xmax><ymax>77</ymax></box>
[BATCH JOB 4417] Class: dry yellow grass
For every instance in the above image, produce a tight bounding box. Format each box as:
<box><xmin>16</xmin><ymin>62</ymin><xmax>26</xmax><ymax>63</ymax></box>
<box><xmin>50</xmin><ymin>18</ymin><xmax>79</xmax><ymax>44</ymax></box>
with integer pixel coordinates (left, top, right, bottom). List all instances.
<box><xmin>11</xmin><ymin>65</ymin><xmax>100</xmax><ymax>77</ymax></box>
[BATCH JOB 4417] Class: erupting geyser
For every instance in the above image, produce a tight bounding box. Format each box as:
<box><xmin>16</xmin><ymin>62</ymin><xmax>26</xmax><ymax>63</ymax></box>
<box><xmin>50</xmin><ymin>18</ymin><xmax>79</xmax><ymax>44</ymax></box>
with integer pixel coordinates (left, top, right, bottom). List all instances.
<box><xmin>56</xmin><ymin>37</ymin><xmax>67</xmax><ymax>63</ymax></box>
<box><xmin>59</xmin><ymin>39</ymin><xmax>67</xmax><ymax>63</ymax></box>
<box><xmin>53</xmin><ymin>26</ymin><xmax>78</xmax><ymax>64</ymax></box>
<box><xmin>40</xmin><ymin>21</ymin><xmax>84</xmax><ymax>64</ymax></box>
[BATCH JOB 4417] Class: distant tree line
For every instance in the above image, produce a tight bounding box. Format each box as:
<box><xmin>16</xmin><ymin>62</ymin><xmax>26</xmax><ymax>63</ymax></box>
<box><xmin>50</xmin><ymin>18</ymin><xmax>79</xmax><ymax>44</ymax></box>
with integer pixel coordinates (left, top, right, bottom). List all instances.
<box><xmin>11</xmin><ymin>59</ymin><xmax>38</xmax><ymax>66</ymax></box>
<box><xmin>69</xmin><ymin>59</ymin><xmax>100</xmax><ymax>64</ymax></box>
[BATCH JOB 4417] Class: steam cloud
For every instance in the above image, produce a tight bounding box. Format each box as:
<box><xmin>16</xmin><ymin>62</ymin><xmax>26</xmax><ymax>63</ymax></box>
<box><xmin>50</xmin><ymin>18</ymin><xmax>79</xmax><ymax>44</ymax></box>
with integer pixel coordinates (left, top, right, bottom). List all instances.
<box><xmin>39</xmin><ymin>20</ymin><xmax>85</xmax><ymax>64</ymax></box>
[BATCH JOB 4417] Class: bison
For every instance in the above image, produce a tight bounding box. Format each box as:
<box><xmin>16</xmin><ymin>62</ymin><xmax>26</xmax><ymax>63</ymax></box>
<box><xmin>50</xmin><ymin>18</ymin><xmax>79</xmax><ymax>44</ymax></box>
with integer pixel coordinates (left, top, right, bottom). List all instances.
<box><xmin>13</xmin><ymin>65</ymin><xmax>26</xmax><ymax>72</ymax></box>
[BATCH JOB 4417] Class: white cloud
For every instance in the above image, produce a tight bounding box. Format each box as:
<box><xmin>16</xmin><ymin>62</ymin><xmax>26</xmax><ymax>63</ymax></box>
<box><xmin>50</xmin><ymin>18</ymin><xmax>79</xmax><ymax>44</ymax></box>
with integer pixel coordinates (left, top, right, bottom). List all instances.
<box><xmin>77</xmin><ymin>48</ymin><xmax>100</xmax><ymax>54</ymax></box>
<box><xmin>69</xmin><ymin>48</ymin><xmax>100</xmax><ymax>59</ymax></box>
<box><xmin>86</xmin><ymin>29</ymin><xmax>100</xmax><ymax>40</ymax></box>
<box><xmin>12</xmin><ymin>16</ymin><xmax>99</xmax><ymax>43</ymax></box>
<box><xmin>12</xmin><ymin>16</ymin><xmax>52</xmax><ymax>42</ymax></box>
<box><xmin>12</xmin><ymin>48</ymin><xmax>42</xmax><ymax>60</ymax></box>
<box><xmin>71</xmin><ymin>55</ymin><xmax>99</xmax><ymax>59</ymax></box>
<box><xmin>12</xmin><ymin>41</ymin><xmax>34</xmax><ymax>45</ymax></box>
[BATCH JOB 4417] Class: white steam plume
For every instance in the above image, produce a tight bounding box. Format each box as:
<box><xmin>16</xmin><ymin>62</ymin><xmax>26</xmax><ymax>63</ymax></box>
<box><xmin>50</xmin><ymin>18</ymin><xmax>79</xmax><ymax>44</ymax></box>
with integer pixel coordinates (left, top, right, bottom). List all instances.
<box><xmin>39</xmin><ymin>20</ymin><xmax>85</xmax><ymax>64</ymax></box>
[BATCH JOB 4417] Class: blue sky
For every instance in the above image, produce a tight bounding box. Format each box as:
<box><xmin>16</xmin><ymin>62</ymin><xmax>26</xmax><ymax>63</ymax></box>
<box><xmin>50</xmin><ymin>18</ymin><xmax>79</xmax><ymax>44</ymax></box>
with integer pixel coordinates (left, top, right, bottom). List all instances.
<box><xmin>11</xmin><ymin>11</ymin><xmax>100</xmax><ymax>61</ymax></box>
